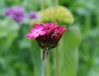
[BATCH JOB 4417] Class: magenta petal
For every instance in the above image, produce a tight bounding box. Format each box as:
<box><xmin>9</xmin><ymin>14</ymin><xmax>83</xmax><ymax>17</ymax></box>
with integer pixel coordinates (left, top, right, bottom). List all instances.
<box><xmin>33</xmin><ymin>33</ymin><xmax>39</xmax><ymax>38</ymax></box>
<box><xmin>54</xmin><ymin>25</ymin><xmax>60</xmax><ymax>30</ymax></box>
<box><xmin>29</xmin><ymin>36</ymin><xmax>34</xmax><ymax>40</ymax></box>
<box><xmin>65</xmin><ymin>29</ymin><xmax>67</xmax><ymax>31</ymax></box>
<box><xmin>37</xmin><ymin>26</ymin><xmax>44</xmax><ymax>30</ymax></box>
<box><xmin>34</xmin><ymin>24</ymin><xmax>39</xmax><ymax>27</ymax></box>
<box><xmin>31</xmin><ymin>28</ymin><xmax>36</xmax><ymax>32</ymax></box>
<box><xmin>46</xmin><ymin>23</ymin><xmax>51</xmax><ymax>27</ymax></box>
<box><xmin>46</xmin><ymin>30</ymin><xmax>50</xmax><ymax>35</ymax></box>
<box><xmin>59</xmin><ymin>26</ymin><xmax>65</xmax><ymax>31</ymax></box>
<box><xmin>51</xmin><ymin>33</ymin><xmax>56</xmax><ymax>38</ymax></box>
<box><xmin>60</xmin><ymin>31</ymin><xmax>64</xmax><ymax>36</ymax></box>
<box><xmin>60</xmin><ymin>29</ymin><xmax>66</xmax><ymax>36</ymax></box>
<box><xmin>39</xmin><ymin>31</ymin><xmax>46</xmax><ymax>35</ymax></box>
<box><xmin>51</xmin><ymin>34</ymin><xmax>54</xmax><ymax>38</ymax></box>
<box><xmin>62</xmin><ymin>29</ymin><xmax>67</xmax><ymax>31</ymax></box>
<box><xmin>40</xmin><ymin>23</ymin><xmax>45</xmax><ymax>26</ymax></box>
<box><xmin>25</xmin><ymin>33</ymin><xmax>32</xmax><ymax>37</ymax></box>
<box><xmin>53</xmin><ymin>22</ymin><xmax>56</xmax><ymax>26</ymax></box>
<box><xmin>57</xmin><ymin>25</ymin><xmax>60</xmax><ymax>29</ymax></box>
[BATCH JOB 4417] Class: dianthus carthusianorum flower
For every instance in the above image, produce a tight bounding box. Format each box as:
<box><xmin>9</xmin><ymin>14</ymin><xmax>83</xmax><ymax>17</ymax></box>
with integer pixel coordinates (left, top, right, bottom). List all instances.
<box><xmin>25</xmin><ymin>22</ymin><xmax>67</xmax><ymax>50</ymax></box>
<box><xmin>25</xmin><ymin>22</ymin><xmax>67</xmax><ymax>76</ymax></box>
<box><xmin>5</xmin><ymin>6</ymin><xmax>25</xmax><ymax>23</ymax></box>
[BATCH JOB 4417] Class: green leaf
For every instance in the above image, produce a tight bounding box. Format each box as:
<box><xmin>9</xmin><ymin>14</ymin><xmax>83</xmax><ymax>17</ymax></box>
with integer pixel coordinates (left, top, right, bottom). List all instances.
<box><xmin>59</xmin><ymin>26</ymin><xmax>81</xmax><ymax>76</ymax></box>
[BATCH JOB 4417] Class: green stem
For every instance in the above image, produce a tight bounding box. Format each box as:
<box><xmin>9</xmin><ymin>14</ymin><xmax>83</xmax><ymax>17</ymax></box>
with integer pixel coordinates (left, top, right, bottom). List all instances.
<box><xmin>55</xmin><ymin>0</ymin><xmax>59</xmax><ymax>8</ymax></box>
<box><xmin>85</xmin><ymin>14</ymin><xmax>91</xmax><ymax>31</ymax></box>
<box><xmin>55</xmin><ymin>47</ymin><xmax>60</xmax><ymax>76</ymax></box>
<box><xmin>46</xmin><ymin>56</ymin><xmax>50</xmax><ymax>76</ymax></box>
<box><xmin>41</xmin><ymin>0</ymin><xmax>44</xmax><ymax>11</ymax></box>
<box><xmin>96</xmin><ymin>10</ymin><xmax>99</xmax><ymax>27</ymax></box>
<box><xmin>41</xmin><ymin>49</ymin><xmax>48</xmax><ymax>76</ymax></box>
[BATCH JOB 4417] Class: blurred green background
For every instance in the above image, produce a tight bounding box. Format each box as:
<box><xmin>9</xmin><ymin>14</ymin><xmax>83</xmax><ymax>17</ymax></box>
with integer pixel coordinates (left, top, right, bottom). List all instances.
<box><xmin>0</xmin><ymin>0</ymin><xmax>99</xmax><ymax>76</ymax></box>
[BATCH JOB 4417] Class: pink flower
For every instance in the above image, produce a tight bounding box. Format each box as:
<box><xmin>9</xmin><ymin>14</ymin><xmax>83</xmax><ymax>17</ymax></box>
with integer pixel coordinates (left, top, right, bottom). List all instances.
<box><xmin>25</xmin><ymin>24</ymin><xmax>46</xmax><ymax>40</ymax></box>
<box><xmin>25</xmin><ymin>22</ymin><xmax>67</xmax><ymax>50</ymax></box>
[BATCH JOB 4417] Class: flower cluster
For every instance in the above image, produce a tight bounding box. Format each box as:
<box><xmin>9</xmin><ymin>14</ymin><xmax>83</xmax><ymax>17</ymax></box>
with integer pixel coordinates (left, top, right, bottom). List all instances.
<box><xmin>29</xmin><ymin>11</ymin><xmax>39</xmax><ymax>20</ymax></box>
<box><xmin>25</xmin><ymin>23</ymin><xmax>67</xmax><ymax>50</ymax></box>
<box><xmin>5</xmin><ymin>6</ymin><xmax>25</xmax><ymax>23</ymax></box>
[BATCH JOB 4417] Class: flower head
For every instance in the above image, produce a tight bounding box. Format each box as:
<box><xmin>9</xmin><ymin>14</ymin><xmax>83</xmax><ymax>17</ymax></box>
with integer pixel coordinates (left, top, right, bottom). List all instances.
<box><xmin>29</xmin><ymin>11</ymin><xmax>39</xmax><ymax>20</ymax></box>
<box><xmin>25</xmin><ymin>23</ymin><xmax>67</xmax><ymax>50</ymax></box>
<box><xmin>5</xmin><ymin>6</ymin><xmax>25</xmax><ymax>23</ymax></box>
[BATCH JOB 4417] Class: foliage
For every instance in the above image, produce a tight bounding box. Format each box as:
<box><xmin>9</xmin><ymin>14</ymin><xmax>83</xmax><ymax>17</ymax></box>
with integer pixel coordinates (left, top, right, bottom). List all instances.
<box><xmin>59</xmin><ymin>26</ymin><xmax>81</xmax><ymax>76</ymax></box>
<box><xmin>0</xmin><ymin>0</ymin><xmax>99</xmax><ymax>76</ymax></box>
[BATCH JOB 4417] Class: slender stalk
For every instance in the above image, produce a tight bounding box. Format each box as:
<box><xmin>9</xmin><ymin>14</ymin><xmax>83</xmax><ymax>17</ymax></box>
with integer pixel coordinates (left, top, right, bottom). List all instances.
<box><xmin>84</xmin><ymin>15</ymin><xmax>91</xmax><ymax>61</ymax></box>
<box><xmin>55</xmin><ymin>0</ymin><xmax>59</xmax><ymax>8</ymax></box>
<box><xmin>41</xmin><ymin>49</ymin><xmax>48</xmax><ymax>76</ymax></box>
<box><xmin>41</xmin><ymin>0</ymin><xmax>44</xmax><ymax>11</ymax></box>
<box><xmin>55</xmin><ymin>47</ymin><xmax>60</xmax><ymax>76</ymax></box>
<box><xmin>46</xmin><ymin>56</ymin><xmax>50</xmax><ymax>76</ymax></box>
<box><xmin>85</xmin><ymin>14</ymin><xmax>91</xmax><ymax>31</ymax></box>
<box><xmin>96</xmin><ymin>10</ymin><xmax>99</xmax><ymax>27</ymax></box>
